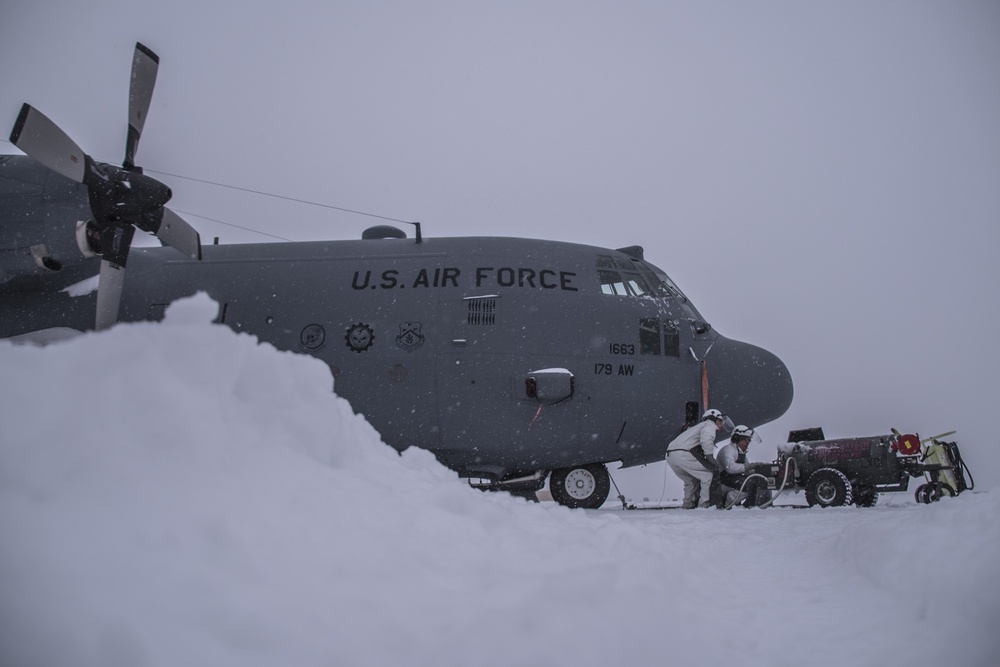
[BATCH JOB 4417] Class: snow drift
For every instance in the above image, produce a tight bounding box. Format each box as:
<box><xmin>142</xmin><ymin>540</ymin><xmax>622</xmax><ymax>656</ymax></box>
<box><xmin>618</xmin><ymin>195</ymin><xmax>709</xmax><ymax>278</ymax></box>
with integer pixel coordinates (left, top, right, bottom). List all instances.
<box><xmin>1</xmin><ymin>294</ymin><xmax>998</xmax><ymax>667</ymax></box>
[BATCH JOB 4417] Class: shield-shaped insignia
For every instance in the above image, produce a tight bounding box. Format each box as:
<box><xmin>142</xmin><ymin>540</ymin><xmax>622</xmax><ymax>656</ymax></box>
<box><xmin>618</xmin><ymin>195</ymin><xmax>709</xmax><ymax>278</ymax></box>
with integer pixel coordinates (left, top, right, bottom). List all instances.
<box><xmin>395</xmin><ymin>322</ymin><xmax>424</xmax><ymax>352</ymax></box>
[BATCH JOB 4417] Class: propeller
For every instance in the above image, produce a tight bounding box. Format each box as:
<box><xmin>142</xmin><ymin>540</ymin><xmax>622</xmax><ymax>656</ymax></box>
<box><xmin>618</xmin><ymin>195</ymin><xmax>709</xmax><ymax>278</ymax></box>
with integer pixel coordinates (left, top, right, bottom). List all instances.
<box><xmin>9</xmin><ymin>42</ymin><xmax>201</xmax><ymax>330</ymax></box>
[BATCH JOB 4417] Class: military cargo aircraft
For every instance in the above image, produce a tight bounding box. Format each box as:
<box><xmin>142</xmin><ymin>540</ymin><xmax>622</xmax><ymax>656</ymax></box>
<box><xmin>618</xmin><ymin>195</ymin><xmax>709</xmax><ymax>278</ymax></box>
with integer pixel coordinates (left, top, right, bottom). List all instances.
<box><xmin>1</xmin><ymin>43</ymin><xmax>793</xmax><ymax>508</ymax></box>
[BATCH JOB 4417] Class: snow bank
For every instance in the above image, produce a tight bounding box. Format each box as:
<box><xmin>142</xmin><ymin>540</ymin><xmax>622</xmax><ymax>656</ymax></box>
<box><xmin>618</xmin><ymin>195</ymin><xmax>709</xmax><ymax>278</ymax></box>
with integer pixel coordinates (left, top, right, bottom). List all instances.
<box><xmin>1</xmin><ymin>294</ymin><xmax>997</xmax><ymax>667</ymax></box>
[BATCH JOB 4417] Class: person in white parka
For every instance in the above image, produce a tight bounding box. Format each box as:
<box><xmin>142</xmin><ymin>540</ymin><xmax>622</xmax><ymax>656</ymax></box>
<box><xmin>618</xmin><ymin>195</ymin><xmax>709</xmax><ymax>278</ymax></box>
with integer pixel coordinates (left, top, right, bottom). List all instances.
<box><xmin>716</xmin><ymin>425</ymin><xmax>771</xmax><ymax>508</ymax></box>
<box><xmin>665</xmin><ymin>409</ymin><xmax>727</xmax><ymax>509</ymax></box>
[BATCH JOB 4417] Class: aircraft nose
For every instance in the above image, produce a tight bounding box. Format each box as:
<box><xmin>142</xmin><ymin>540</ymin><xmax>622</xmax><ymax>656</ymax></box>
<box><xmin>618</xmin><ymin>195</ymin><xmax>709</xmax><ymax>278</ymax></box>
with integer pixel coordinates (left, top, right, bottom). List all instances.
<box><xmin>704</xmin><ymin>335</ymin><xmax>793</xmax><ymax>428</ymax></box>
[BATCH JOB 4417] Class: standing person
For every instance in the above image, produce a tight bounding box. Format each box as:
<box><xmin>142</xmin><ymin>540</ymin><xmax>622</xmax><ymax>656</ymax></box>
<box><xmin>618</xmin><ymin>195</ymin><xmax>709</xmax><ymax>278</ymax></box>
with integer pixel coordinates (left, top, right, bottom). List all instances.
<box><xmin>666</xmin><ymin>408</ymin><xmax>727</xmax><ymax>509</ymax></box>
<box><xmin>716</xmin><ymin>425</ymin><xmax>771</xmax><ymax>508</ymax></box>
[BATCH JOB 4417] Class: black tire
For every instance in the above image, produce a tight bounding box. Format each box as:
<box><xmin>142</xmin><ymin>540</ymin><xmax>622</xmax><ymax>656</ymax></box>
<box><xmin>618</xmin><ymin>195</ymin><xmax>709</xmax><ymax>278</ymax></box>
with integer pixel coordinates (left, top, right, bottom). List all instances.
<box><xmin>549</xmin><ymin>463</ymin><xmax>610</xmax><ymax>509</ymax></box>
<box><xmin>923</xmin><ymin>482</ymin><xmax>955</xmax><ymax>503</ymax></box>
<box><xmin>805</xmin><ymin>468</ymin><xmax>853</xmax><ymax>507</ymax></box>
<box><xmin>854</xmin><ymin>487</ymin><xmax>879</xmax><ymax>508</ymax></box>
<box><xmin>915</xmin><ymin>483</ymin><xmax>932</xmax><ymax>504</ymax></box>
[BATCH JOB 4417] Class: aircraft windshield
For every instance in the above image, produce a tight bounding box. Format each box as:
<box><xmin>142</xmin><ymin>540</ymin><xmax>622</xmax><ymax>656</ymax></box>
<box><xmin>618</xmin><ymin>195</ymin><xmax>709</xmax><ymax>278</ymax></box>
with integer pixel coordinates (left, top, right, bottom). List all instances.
<box><xmin>595</xmin><ymin>255</ymin><xmax>688</xmax><ymax>302</ymax></box>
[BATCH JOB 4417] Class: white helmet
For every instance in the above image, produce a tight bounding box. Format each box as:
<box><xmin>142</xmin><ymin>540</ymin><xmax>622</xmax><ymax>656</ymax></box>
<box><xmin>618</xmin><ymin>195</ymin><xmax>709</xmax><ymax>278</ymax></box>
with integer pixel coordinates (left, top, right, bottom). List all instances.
<box><xmin>732</xmin><ymin>425</ymin><xmax>761</xmax><ymax>445</ymax></box>
<box><xmin>703</xmin><ymin>408</ymin><xmax>724</xmax><ymax>421</ymax></box>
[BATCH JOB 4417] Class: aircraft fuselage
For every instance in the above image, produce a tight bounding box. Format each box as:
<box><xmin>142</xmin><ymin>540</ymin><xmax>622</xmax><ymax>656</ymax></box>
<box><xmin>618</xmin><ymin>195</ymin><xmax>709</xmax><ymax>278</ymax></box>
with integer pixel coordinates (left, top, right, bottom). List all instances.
<box><xmin>1</xmin><ymin>155</ymin><xmax>794</xmax><ymax>500</ymax></box>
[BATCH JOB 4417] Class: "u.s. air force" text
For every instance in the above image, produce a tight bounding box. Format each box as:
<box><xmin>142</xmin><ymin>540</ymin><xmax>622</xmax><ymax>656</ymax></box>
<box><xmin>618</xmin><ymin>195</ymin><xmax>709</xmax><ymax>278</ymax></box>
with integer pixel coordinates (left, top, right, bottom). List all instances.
<box><xmin>351</xmin><ymin>267</ymin><xmax>578</xmax><ymax>291</ymax></box>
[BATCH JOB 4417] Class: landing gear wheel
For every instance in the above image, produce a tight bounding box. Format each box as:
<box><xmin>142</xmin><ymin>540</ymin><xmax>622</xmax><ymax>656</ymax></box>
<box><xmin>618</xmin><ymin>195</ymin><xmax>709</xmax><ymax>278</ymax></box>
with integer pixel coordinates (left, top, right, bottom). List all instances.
<box><xmin>854</xmin><ymin>487</ymin><xmax>879</xmax><ymax>508</ymax></box>
<box><xmin>549</xmin><ymin>463</ymin><xmax>610</xmax><ymax>509</ymax></box>
<box><xmin>805</xmin><ymin>468</ymin><xmax>853</xmax><ymax>507</ymax></box>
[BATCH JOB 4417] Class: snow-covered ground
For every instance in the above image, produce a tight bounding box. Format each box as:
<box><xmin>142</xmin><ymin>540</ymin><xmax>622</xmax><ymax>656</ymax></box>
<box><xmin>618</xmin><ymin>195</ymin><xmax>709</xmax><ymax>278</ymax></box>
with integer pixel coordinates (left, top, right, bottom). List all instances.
<box><xmin>2</xmin><ymin>294</ymin><xmax>997</xmax><ymax>667</ymax></box>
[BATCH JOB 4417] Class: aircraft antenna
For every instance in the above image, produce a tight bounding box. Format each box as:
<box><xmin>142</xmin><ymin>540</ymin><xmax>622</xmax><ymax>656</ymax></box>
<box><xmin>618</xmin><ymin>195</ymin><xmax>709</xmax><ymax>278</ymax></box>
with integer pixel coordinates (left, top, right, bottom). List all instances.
<box><xmin>145</xmin><ymin>169</ymin><xmax>415</xmax><ymax>226</ymax></box>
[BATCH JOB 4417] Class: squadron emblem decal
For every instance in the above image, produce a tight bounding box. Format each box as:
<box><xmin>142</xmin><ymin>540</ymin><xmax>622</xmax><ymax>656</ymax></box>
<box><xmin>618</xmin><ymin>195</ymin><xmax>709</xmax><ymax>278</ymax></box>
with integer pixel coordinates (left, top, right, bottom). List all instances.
<box><xmin>299</xmin><ymin>324</ymin><xmax>326</xmax><ymax>352</ymax></box>
<box><xmin>345</xmin><ymin>322</ymin><xmax>375</xmax><ymax>353</ymax></box>
<box><xmin>395</xmin><ymin>322</ymin><xmax>425</xmax><ymax>352</ymax></box>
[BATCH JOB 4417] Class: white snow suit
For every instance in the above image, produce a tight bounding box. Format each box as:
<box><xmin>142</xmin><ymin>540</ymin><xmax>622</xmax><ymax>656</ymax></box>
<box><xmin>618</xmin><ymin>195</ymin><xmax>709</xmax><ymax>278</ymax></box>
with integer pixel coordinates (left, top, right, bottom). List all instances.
<box><xmin>716</xmin><ymin>442</ymin><xmax>771</xmax><ymax>507</ymax></box>
<box><xmin>665</xmin><ymin>420</ymin><xmax>719</xmax><ymax>508</ymax></box>
<box><xmin>716</xmin><ymin>442</ymin><xmax>750</xmax><ymax>506</ymax></box>
<box><xmin>717</xmin><ymin>442</ymin><xmax>750</xmax><ymax>477</ymax></box>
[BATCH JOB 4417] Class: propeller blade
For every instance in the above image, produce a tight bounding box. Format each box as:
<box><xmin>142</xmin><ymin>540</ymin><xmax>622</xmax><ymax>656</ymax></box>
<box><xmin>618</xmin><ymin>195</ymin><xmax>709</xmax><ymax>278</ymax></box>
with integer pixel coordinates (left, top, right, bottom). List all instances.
<box><xmin>94</xmin><ymin>222</ymin><xmax>136</xmax><ymax>330</ymax></box>
<box><xmin>9</xmin><ymin>104</ymin><xmax>87</xmax><ymax>183</ymax></box>
<box><xmin>125</xmin><ymin>42</ymin><xmax>160</xmax><ymax>170</ymax></box>
<box><xmin>155</xmin><ymin>208</ymin><xmax>202</xmax><ymax>260</ymax></box>
<box><xmin>95</xmin><ymin>259</ymin><xmax>126</xmax><ymax>330</ymax></box>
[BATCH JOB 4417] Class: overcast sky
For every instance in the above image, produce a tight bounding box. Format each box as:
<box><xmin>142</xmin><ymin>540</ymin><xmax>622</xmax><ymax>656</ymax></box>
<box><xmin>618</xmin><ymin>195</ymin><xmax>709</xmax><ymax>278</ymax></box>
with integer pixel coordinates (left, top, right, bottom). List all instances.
<box><xmin>4</xmin><ymin>1</ymin><xmax>999</xmax><ymax>482</ymax></box>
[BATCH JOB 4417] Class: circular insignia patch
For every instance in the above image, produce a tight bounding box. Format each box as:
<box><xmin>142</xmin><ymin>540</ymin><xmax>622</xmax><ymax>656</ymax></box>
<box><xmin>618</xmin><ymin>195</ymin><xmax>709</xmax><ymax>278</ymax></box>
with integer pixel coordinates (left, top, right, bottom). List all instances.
<box><xmin>299</xmin><ymin>324</ymin><xmax>326</xmax><ymax>352</ymax></box>
<box><xmin>345</xmin><ymin>322</ymin><xmax>375</xmax><ymax>352</ymax></box>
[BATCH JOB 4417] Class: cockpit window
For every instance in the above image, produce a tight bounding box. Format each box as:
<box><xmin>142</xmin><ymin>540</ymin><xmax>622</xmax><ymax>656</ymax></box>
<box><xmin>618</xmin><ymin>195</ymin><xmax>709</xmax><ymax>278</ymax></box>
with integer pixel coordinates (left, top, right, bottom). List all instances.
<box><xmin>640</xmin><ymin>317</ymin><xmax>680</xmax><ymax>357</ymax></box>
<box><xmin>598</xmin><ymin>255</ymin><xmax>638</xmax><ymax>297</ymax></box>
<box><xmin>639</xmin><ymin>318</ymin><xmax>661</xmax><ymax>354</ymax></box>
<box><xmin>624</xmin><ymin>272</ymin><xmax>651</xmax><ymax>296</ymax></box>
<box><xmin>598</xmin><ymin>269</ymin><xmax>630</xmax><ymax>296</ymax></box>
<box><xmin>597</xmin><ymin>255</ymin><xmax>678</xmax><ymax>299</ymax></box>
<box><xmin>634</xmin><ymin>260</ymin><xmax>689</xmax><ymax>302</ymax></box>
<box><xmin>642</xmin><ymin>272</ymin><xmax>675</xmax><ymax>299</ymax></box>
<box><xmin>663</xmin><ymin>319</ymin><xmax>680</xmax><ymax>356</ymax></box>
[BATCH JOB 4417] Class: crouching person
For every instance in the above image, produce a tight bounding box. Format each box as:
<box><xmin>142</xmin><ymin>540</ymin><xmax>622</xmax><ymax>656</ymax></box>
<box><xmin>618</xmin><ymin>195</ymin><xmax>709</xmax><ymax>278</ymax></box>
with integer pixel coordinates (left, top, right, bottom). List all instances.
<box><xmin>716</xmin><ymin>425</ymin><xmax>772</xmax><ymax>508</ymax></box>
<box><xmin>666</xmin><ymin>409</ymin><xmax>727</xmax><ymax>509</ymax></box>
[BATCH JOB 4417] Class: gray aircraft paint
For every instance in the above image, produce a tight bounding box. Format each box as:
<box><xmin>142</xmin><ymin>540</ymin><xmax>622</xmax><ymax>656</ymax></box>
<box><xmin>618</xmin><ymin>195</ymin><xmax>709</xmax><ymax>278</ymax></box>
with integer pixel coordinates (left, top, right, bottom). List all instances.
<box><xmin>1</xmin><ymin>38</ymin><xmax>792</xmax><ymax>507</ymax></box>
<box><xmin>1</xmin><ymin>159</ymin><xmax>793</xmax><ymax>496</ymax></box>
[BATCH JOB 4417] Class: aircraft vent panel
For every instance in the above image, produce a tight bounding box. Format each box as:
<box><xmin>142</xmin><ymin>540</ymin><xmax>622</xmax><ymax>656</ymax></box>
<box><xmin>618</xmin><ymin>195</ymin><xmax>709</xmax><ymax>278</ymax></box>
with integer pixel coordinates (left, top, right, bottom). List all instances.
<box><xmin>466</xmin><ymin>298</ymin><xmax>497</xmax><ymax>326</ymax></box>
